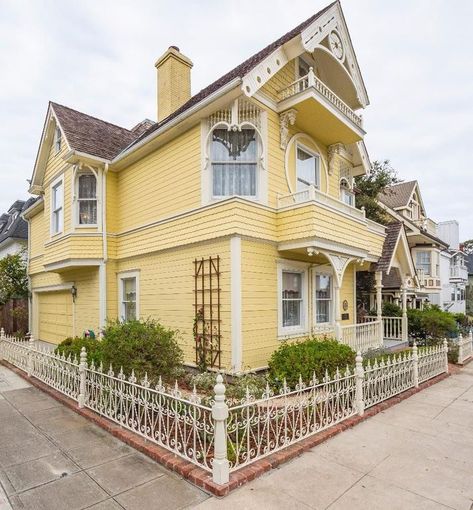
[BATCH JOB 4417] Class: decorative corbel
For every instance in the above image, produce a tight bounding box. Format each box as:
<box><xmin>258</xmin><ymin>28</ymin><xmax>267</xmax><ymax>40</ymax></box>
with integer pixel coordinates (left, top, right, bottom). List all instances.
<box><xmin>327</xmin><ymin>143</ymin><xmax>345</xmax><ymax>175</ymax></box>
<box><xmin>279</xmin><ymin>109</ymin><xmax>297</xmax><ymax>150</ymax></box>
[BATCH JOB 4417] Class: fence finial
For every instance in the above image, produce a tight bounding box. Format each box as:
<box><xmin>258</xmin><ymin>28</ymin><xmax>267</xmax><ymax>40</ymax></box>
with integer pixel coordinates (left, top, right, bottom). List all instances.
<box><xmin>0</xmin><ymin>327</ymin><xmax>5</xmax><ymax>340</ymax></box>
<box><xmin>212</xmin><ymin>374</ymin><xmax>229</xmax><ymax>485</ymax></box>
<box><xmin>78</xmin><ymin>347</ymin><xmax>87</xmax><ymax>408</ymax></box>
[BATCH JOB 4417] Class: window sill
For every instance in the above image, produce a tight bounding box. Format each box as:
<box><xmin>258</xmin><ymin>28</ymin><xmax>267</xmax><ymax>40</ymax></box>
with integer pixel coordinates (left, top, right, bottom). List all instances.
<box><xmin>277</xmin><ymin>329</ymin><xmax>309</xmax><ymax>341</ymax></box>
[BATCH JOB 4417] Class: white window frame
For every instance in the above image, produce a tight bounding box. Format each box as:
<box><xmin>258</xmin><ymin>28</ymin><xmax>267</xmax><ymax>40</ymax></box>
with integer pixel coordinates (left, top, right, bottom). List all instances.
<box><xmin>117</xmin><ymin>270</ymin><xmax>140</xmax><ymax>322</ymax></box>
<box><xmin>296</xmin><ymin>142</ymin><xmax>320</xmax><ymax>191</ymax></box>
<box><xmin>340</xmin><ymin>179</ymin><xmax>355</xmax><ymax>206</ymax></box>
<box><xmin>314</xmin><ymin>269</ymin><xmax>334</xmax><ymax>325</ymax></box>
<box><xmin>54</xmin><ymin>126</ymin><xmax>62</xmax><ymax>153</ymax></box>
<box><xmin>50</xmin><ymin>175</ymin><xmax>64</xmax><ymax>236</ymax></box>
<box><xmin>277</xmin><ymin>261</ymin><xmax>309</xmax><ymax>337</ymax></box>
<box><xmin>416</xmin><ymin>250</ymin><xmax>431</xmax><ymax>276</ymax></box>
<box><xmin>75</xmin><ymin>172</ymin><xmax>98</xmax><ymax>227</ymax></box>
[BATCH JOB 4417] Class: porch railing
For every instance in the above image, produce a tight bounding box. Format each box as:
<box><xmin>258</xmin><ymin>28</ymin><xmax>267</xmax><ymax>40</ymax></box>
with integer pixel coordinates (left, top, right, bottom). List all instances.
<box><xmin>277</xmin><ymin>68</ymin><xmax>363</xmax><ymax>128</ymax></box>
<box><xmin>339</xmin><ymin>320</ymin><xmax>382</xmax><ymax>352</ymax></box>
<box><xmin>365</xmin><ymin>316</ymin><xmax>406</xmax><ymax>342</ymax></box>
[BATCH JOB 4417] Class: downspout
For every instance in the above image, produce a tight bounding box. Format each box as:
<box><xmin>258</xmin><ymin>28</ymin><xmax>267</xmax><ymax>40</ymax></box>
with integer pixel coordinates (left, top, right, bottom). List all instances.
<box><xmin>99</xmin><ymin>163</ymin><xmax>109</xmax><ymax>333</ymax></box>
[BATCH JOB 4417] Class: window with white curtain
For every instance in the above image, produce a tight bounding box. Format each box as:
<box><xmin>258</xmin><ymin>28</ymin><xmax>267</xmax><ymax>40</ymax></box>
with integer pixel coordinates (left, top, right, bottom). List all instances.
<box><xmin>51</xmin><ymin>180</ymin><xmax>63</xmax><ymax>234</ymax></box>
<box><xmin>77</xmin><ymin>174</ymin><xmax>97</xmax><ymax>225</ymax></box>
<box><xmin>296</xmin><ymin>145</ymin><xmax>319</xmax><ymax>191</ymax></box>
<box><xmin>211</xmin><ymin>128</ymin><xmax>258</xmax><ymax>198</ymax></box>
<box><xmin>315</xmin><ymin>273</ymin><xmax>332</xmax><ymax>324</ymax></box>
<box><xmin>282</xmin><ymin>271</ymin><xmax>303</xmax><ymax>328</ymax></box>
<box><xmin>416</xmin><ymin>251</ymin><xmax>431</xmax><ymax>275</ymax></box>
<box><xmin>121</xmin><ymin>277</ymin><xmax>137</xmax><ymax>321</ymax></box>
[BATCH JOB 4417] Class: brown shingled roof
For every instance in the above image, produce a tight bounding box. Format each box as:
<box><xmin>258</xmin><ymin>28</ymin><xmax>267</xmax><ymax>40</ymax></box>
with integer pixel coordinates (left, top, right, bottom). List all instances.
<box><xmin>378</xmin><ymin>181</ymin><xmax>417</xmax><ymax>210</ymax></box>
<box><xmin>375</xmin><ymin>222</ymin><xmax>403</xmax><ymax>273</ymax></box>
<box><xmin>127</xmin><ymin>1</ymin><xmax>337</xmax><ymax>149</ymax></box>
<box><xmin>51</xmin><ymin>102</ymin><xmax>140</xmax><ymax>160</ymax></box>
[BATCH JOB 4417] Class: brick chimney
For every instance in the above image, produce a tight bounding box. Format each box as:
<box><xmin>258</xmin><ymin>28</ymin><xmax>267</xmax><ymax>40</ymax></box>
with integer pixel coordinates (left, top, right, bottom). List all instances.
<box><xmin>155</xmin><ymin>46</ymin><xmax>193</xmax><ymax>122</ymax></box>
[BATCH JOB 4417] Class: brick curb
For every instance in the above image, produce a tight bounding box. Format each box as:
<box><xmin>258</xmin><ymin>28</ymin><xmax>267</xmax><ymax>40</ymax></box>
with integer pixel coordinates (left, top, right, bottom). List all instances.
<box><xmin>0</xmin><ymin>361</ymin><xmax>452</xmax><ymax>497</ymax></box>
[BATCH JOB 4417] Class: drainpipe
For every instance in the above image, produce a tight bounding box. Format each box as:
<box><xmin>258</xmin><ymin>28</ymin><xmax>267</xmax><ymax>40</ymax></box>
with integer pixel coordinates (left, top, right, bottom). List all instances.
<box><xmin>99</xmin><ymin>163</ymin><xmax>109</xmax><ymax>332</ymax></box>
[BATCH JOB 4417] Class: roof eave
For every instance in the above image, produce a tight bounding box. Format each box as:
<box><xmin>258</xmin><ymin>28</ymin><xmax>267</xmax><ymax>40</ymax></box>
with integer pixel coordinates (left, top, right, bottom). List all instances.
<box><xmin>22</xmin><ymin>198</ymin><xmax>44</xmax><ymax>220</ymax></box>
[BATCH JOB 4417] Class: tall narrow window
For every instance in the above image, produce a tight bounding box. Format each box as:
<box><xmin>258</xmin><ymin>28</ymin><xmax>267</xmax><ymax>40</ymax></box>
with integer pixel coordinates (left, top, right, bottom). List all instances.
<box><xmin>51</xmin><ymin>180</ymin><xmax>63</xmax><ymax>234</ymax></box>
<box><xmin>121</xmin><ymin>277</ymin><xmax>137</xmax><ymax>321</ymax></box>
<box><xmin>416</xmin><ymin>251</ymin><xmax>431</xmax><ymax>275</ymax></box>
<box><xmin>211</xmin><ymin>128</ymin><xmax>258</xmax><ymax>198</ymax></box>
<box><xmin>296</xmin><ymin>146</ymin><xmax>319</xmax><ymax>191</ymax></box>
<box><xmin>315</xmin><ymin>273</ymin><xmax>332</xmax><ymax>323</ymax></box>
<box><xmin>55</xmin><ymin>127</ymin><xmax>62</xmax><ymax>153</ymax></box>
<box><xmin>282</xmin><ymin>271</ymin><xmax>303</xmax><ymax>328</ymax></box>
<box><xmin>77</xmin><ymin>174</ymin><xmax>97</xmax><ymax>225</ymax></box>
<box><xmin>340</xmin><ymin>179</ymin><xmax>355</xmax><ymax>206</ymax></box>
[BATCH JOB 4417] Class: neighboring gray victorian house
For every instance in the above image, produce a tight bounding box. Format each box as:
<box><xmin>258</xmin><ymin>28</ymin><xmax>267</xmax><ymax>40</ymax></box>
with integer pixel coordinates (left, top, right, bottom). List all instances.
<box><xmin>0</xmin><ymin>199</ymin><xmax>35</xmax><ymax>259</ymax></box>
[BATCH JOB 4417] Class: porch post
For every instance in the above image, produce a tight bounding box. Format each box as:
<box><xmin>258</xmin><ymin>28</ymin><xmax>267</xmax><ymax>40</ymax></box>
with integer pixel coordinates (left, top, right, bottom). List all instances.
<box><xmin>375</xmin><ymin>271</ymin><xmax>383</xmax><ymax>345</ymax></box>
<box><xmin>401</xmin><ymin>281</ymin><xmax>408</xmax><ymax>343</ymax></box>
<box><xmin>334</xmin><ymin>283</ymin><xmax>341</xmax><ymax>340</ymax></box>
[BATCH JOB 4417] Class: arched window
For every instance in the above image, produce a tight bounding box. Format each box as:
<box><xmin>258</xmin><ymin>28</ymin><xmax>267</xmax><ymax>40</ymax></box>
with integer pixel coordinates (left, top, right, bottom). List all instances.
<box><xmin>210</xmin><ymin>128</ymin><xmax>259</xmax><ymax>198</ymax></box>
<box><xmin>77</xmin><ymin>173</ymin><xmax>97</xmax><ymax>225</ymax></box>
<box><xmin>340</xmin><ymin>178</ymin><xmax>354</xmax><ymax>206</ymax></box>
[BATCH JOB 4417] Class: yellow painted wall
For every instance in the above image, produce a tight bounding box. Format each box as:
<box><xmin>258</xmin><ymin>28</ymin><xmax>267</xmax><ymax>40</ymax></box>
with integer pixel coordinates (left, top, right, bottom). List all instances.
<box><xmin>114</xmin><ymin>238</ymin><xmax>232</xmax><ymax>370</ymax></box>
<box><xmin>260</xmin><ymin>62</ymin><xmax>295</xmax><ymax>102</ymax></box>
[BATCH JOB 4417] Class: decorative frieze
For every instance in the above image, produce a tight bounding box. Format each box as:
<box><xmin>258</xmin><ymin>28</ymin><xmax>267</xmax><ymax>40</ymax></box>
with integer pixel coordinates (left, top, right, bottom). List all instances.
<box><xmin>279</xmin><ymin>109</ymin><xmax>297</xmax><ymax>150</ymax></box>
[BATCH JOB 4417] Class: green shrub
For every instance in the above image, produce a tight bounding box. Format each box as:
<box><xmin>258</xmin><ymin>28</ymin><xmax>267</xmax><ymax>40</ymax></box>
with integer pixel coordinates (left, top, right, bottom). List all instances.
<box><xmin>408</xmin><ymin>306</ymin><xmax>458</xmax><ymax>340</ymax></box>
<box><xmin>55</xmin><ymin>337</ymin><xmax>103</xmax><ymax>365</ymax></box>
<box><xmin>382</xmin><ymin>302</ymin><xmax>402</xmax><ymax>317</ymax></box>
<box><xmin>100</xmin><ymin>319</ymin><xmax>183</xmax><ymax>383</ymax></box>
<box><xmin>268</xmin><ymin>338</ymin><xmax>355</xmax><ymax>388</ymax></box>
<box><xmin>226</xmin><ymin>373</ymin><xmax>268</xmax><ymax>401</ymax></box>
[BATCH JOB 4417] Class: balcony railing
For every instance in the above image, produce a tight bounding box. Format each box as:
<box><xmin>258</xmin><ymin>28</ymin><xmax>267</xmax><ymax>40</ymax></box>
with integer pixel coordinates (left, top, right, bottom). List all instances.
<box><xmin>416</xmin><ymin>268</ymin><xmax>441</xmax><ymax>288</ymax></box>
<box><xmin>413</xmin><ymin>217</ymin><xmax>437</xmax><ymax>236</ymax></box>
<box><xmin>450</xmin><ymin>265</ymin><xmax>468</xmax><ymax>280</ymax></box>
<box><xmin>277</xmin><ymin>185</ymin><xmax>366</xmax><ymax>222</ymax></box>
<box><xmin>278</xmin><ymin>68</ymin><xmax>363</xmax><ymax>129</ymax></box>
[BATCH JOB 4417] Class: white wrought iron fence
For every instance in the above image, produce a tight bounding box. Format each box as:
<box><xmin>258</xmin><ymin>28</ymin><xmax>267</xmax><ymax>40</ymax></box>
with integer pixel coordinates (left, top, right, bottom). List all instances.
<box><xmin>0</xmin><ymin>328</ymin><xmax>449</xmax><ymax>485</ymax></box>
<box><xmin>457</xmin><ymin>331</ymin><xmax>473</xmax><ymax>365</ymax></box>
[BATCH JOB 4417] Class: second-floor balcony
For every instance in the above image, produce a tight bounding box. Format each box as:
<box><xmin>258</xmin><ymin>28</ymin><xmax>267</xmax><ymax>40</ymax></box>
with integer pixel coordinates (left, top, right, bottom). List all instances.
<box><xmin>277</xmin><ymin>68</ymin><xmax>365</xmax><ymax>145</ymax></box>
<box><xmin>416</xmin><ymin>268</ymin><xmax>441</xmax><ymax>290</ymax></box>
<box><xmin>450</xmin><ymin>264</ymin><xmax>468</xmax><ymax>281</ymax></box>
<box><xmin>413</xmin><ymin>217</ymin><xmax>438</xmax><ymax>237</ymax></box>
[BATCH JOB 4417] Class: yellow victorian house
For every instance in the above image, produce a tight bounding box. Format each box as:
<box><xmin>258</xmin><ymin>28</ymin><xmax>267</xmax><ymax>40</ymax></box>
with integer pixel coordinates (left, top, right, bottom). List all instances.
<box><xmin>24</xmin><ymin>1</ymin><xmax>415</xmax><ymax>372</ymax></box>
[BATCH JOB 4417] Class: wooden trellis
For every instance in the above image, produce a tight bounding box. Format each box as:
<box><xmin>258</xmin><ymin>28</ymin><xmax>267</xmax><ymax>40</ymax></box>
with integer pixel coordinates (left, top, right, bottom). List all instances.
<box><xmin>194</xmin><ymin>256</ymin><xmax>221</xmax><ymax>369</ymax></box>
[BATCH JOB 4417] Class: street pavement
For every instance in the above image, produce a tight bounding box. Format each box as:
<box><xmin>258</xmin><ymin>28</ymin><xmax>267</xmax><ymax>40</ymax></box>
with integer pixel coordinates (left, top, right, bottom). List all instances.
<box><xmin>1</xmin><ymin>363</ymin><xmax>473</xmax><ymax>509</ymax></box>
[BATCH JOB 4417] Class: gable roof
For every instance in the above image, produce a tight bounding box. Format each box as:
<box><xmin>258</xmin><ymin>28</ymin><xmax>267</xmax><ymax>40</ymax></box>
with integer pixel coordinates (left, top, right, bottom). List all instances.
<box><xmin>0</xmin><ymin>198</ymin><xmax>36</xmax><ymax>247</ymax></box>
<box><xmin>128</xmin><ymin>2</ymin><xmax>337</xmax><ymax>149</ymax></box>
<box><xmin>375</xmin><ymin>222</ymin><xmax>403</xmax><ymax>273</ymax></box>
<box><xmin>51</xmin><ymin>103</ymin><xmax>140</xmax><ymax>160</ymax></box>
<box><xmin>378</xmin><ymin>181</ymin><xmax>417</xmax><ymax>210</ymax></box>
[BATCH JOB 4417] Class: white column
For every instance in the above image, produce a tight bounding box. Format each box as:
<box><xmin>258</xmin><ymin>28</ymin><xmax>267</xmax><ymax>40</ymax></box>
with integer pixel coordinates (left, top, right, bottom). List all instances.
<box><xmin>401</xmin><ymin>281</ymin><xmax>408</xmax><ymax>342</ymax></box>
<box><xmin>375</xmin><ymin>271</ymin><xmax>383</xmax><ymax>345</ymax></box>
<box><xmin>99</xmin><ymin>262</ymin><xmax>107</xmax><ymax>331</ymax></box>
<box><xmin>334</xmin><ymin>283</ymin><xmax>341</xmax><ymax>340</ymax></box>
<box><xmin>355</xmin><ymin>351</ymin><xmax>364</xmax><ymax>416</ymax></box>
<box><xmin>230</xmin><ymin>236</ymin><xmax>242</xmax><ymax>373</ymax></box>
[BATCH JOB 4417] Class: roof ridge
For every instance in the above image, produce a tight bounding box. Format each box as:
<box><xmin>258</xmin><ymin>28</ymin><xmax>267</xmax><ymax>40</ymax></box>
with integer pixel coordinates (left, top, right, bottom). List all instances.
<box><xmin>50</xmin><ymin>102</ymin><xmax>134</xmax><ymax>134</ymax></box>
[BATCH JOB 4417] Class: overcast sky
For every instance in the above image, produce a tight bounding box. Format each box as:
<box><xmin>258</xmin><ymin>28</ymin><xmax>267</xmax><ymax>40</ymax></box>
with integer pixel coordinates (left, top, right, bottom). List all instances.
<box><xmin>1</xmin><ymin>0</ymin><xmax>472</xmax><ymax>239</ymax></box>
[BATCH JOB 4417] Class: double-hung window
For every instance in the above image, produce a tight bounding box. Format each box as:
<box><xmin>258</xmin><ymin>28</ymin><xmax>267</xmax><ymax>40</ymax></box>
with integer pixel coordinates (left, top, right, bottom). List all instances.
<box><xmin>279</xmin><ymin>265</ymin><xmax>308</xmax><ymax>336</ymax></box>
<box><xmin>340</xmin><ymin>180</ymin><xmax>355</xmax><ymax>206</ymax></box>
<box><xmin>296</xmin><ymin>145</ymin><xmax>319</xmax><ymax>191</ymax></box>
<box><xmin>416</xmin><ymin>251</ymin><xmax>431</xmax><ymax>275</ymax></box>
<box><xmin>315</xmin><ymin>273</ymin><xmax>332</xmax><ymax>324</ymax></box>
<box><xmin>77</xmin><ymin>174</ymin><xmax>97</xmax><ymax>225</ymax></box>
<box><xmin>211</xmin><ymin>128</ymin><xmax>258</xmax><ymax>198</ymax></box>
<box><xmin>51</xmin><ymin>180</ymin><xmax>63</xmax><ymax>234</ymax></box>
<box><xmin>119</xmin><ymin>272</ymin><xmax>139</xmax><ymax>322</ymax></box>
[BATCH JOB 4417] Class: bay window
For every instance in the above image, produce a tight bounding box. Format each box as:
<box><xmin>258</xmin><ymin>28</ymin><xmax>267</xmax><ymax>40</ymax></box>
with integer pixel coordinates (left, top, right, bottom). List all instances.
<box><xmin>77</xmin><ymin>173</ymin><xmax>97</xmax><ymax>225</ymax></box>
<box><xmin>296</xmin><ymin>145</ymin><xmax>319</xmax><ymax>191</ymax></box>
<box><xmin>51</xmin><ymin>179</ymin><xmax>63</xmax><ymax>234</ymax></box>
<box><xmin>315</xmin><ymin>273</ymin><xmax>332</xmax><ymax>324</ymax></box>
<box><xmin>211</xmin><ymin>128</ymin><xmax>258</xmax><ymax>198</ymax></box>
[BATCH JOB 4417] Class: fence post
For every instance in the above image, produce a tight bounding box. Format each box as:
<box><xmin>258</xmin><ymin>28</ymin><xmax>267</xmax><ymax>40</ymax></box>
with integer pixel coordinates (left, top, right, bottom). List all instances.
<box><xmin>212</xmin><ymin>374</ymin><xmax>229</xmax><ymax>485</ymax></box>
<box><xmin>412</xmin><ymin>342</ymin><xmax>419</xmax><ymax>388</ymax></box>
<box><xmin>78</xmin><ymin>347</ymin><xmax>87</xmax><ymax>408</ymax></box>
<box><xmin>27</xmin><ymin>333</ymin><xmax>35</xmax><ymax>377</ymax></box>
<box><xmin>0</xmin><ymin>327</ymin><xmax>4</xmax><ymax>361</ymax></box>
<box><xmin>443</xmin><ymin>339</ymin><xmax>449</xmax><ymax>374</ymax></box>
<box><xmin>355</xmin><ymin>351</ymin><xmax>364</xmax><ymax>416</ymax></box>
<box><xmin>457</xmin><ymin>334</ymin><xmax>464</xmax><ymax>366</ymax></box>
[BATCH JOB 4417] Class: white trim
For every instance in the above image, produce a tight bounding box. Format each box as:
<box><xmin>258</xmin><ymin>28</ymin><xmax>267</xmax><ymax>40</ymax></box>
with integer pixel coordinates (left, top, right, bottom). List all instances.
<box><xmin>295</xmin><ymin>141</ymin><xmax>321</xmax><ymax>191</ymax></box>
<box><xmin>50</xmin><ymin>174</ymin><xmax>64</xmax><ymax>237</ymax></box>
<box><xmin>72</xmin><ymin>166</ymin><xmax>101</xmax><ymax>229</ymax></box>
<box><xmin>230</xmin><ymin>236</ymin><xmax>242</xmax><ymax>373</ymax></box>
<box><xmin>277</xmin><ymin>260</ymin><xmax>309</xmax><ymax>338</ymax></box>
<box><xmin>313</xmin><ymin>267</ymin><xmax>334</xmax><ymax>326</ymax></box>
<box><xmin>32</xmin><ymin>282</ymin><xmax>74</xmax><ymax>293</ymax></box>
<box><xmin>117</xmin><ymin>270</ymin><xmax>140</xmax><ymax>321</ymax></box>
<box><xmin>99</xmin><ymin>262</ymin><xmax>106</xmax><ymax>329</ymax></box>
<box><xmin>278</xmin><ymin>238</ymin><xmax>368</xmax><ymax>260</ymax></box>
<box><xmin>44</xmin><ymin>258</ymin><xmax>103</xmax><ymax>272</ymax></box>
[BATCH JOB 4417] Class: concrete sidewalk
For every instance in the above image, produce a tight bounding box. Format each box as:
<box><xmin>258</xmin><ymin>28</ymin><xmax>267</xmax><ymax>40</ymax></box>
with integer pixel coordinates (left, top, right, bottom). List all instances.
<box><xmin>0</xmin><ymin>365</ymin><xmax>208</xmax><ymax>510</ymax></box>
<box><xmin>198</xmin><ymin>364</ymin><xmax>473</xmax><ymax>510</ymax></box>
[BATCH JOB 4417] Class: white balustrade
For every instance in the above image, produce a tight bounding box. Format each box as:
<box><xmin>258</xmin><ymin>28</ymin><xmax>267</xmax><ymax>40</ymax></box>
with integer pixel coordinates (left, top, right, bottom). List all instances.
<box><xmin>339</xmin><ymin>320</ymin><xmax>383</xmax><ymax>352</ymax></box>
<box><xmin>278</xmin><ymin>69</ymin><xmax>363</xmax><ymax>128</ymax></box>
